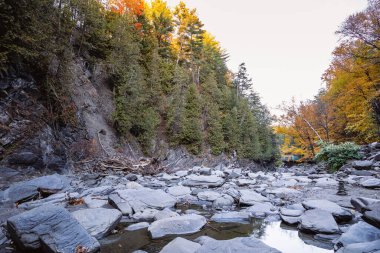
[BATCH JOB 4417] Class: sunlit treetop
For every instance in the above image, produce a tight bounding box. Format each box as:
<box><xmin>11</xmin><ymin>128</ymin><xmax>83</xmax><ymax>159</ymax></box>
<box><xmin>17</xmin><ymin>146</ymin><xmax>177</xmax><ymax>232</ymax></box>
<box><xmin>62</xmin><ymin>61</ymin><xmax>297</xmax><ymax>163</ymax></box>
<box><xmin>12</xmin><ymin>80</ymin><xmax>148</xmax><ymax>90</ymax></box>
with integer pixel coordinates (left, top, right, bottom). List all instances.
<box><xmin>108</xmin><ymin>0</ymin><xmax>145</xmax><ymax>16</ymax></box>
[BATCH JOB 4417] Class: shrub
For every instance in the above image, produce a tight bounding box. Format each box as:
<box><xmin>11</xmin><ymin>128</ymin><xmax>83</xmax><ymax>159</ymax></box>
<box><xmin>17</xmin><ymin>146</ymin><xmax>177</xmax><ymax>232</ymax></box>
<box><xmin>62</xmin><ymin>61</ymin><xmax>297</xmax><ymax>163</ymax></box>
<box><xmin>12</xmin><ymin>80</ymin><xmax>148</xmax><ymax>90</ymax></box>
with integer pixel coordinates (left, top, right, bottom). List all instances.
<box><xmin>315</xmin><ymin>142</ymin><xmax>362</xmax><ymax>171</ymax></box>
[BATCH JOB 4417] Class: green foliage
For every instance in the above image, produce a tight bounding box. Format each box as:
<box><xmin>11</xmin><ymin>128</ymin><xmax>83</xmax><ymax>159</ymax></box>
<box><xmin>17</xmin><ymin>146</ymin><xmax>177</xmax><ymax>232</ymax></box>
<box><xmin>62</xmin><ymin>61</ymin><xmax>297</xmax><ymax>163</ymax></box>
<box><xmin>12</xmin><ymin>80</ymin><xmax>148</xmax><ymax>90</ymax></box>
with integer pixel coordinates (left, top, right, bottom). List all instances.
<box><xmin>315</xmin><ymin>142</ymin><xmax>362</xmax><ymax>171</ymax></box>
<box><xmin>178</xmin><ymin>84</ymin><xmax>203</xmax><ymax>154</ymax></box>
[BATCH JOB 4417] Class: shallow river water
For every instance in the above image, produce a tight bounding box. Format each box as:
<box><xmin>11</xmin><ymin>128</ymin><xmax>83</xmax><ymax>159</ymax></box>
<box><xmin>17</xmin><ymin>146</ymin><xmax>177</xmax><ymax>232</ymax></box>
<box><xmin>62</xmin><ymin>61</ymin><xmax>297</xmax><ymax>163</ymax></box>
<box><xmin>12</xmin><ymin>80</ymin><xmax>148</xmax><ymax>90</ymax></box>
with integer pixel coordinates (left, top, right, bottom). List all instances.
<box><xmin>100</xmin><ymin>217</ymin><xmax>333</xmax><ymax>253</ymax></box>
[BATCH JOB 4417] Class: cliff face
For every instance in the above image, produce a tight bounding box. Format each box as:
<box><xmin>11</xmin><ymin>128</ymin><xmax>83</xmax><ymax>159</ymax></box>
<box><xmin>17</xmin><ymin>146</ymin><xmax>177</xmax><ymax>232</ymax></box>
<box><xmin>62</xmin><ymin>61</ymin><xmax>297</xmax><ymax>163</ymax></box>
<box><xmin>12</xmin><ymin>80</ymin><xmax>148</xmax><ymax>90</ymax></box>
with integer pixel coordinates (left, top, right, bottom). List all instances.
<box><xmin>0</xmin><ymin>57</ymin><xmax>124</xmax><ymax>176</ymax></box>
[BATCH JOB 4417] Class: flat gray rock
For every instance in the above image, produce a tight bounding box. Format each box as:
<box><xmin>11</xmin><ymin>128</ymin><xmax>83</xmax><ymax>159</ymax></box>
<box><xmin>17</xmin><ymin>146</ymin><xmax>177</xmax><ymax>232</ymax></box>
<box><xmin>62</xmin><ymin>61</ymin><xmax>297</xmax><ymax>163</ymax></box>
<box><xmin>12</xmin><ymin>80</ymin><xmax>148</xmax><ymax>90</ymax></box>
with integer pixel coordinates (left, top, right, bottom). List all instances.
<box><xmin>112</xmin><ymin>188</ymin><xmax>176</xmax><ymax>213</ymax></box>
<box><xmin>239</xmin><ymin>190</ymin><xmax>268</xmax><ymax>205</ymax></box>
<box><xmin>1</xmin><ymin>174</ymin><xmax>69</xmax><ymax>203</ymax></box>
<box><xmin>72</xmin><ymin>208</ymin><xmax>122</xmax><ymax>239</ymax></box>
<box><xmin>351</xmin><ymin>160</ymin><xmax>373</xmax><ymax>170</ymax></box>
<box><xmin>211</xmin><ymin>211</ymin><xmax>250</xmax><ymax>223</ymax></box>
<box><xmin>280</xmin><ymin>214</ymin><xmax>300</xmax><ymax>225</ymax></box>
<box><xmin>126</xmin><ymin>222</ymin><xmax>149</xmax><ymax>231</ymax></box>
<box><xmin>167</xmin><ymin>186</ymin><xmax>191</xmax><ymax>197</ymax></box>
<box><xmin>183</xmin><ymin>175</ymin><xmax>224</xmax><ymax>187</ymax></box>
<box><xmin>303</xmin><ymin>199</ymin><xmax>353</xmax><ymax>222</ymax></box>
<box><xmin>195</xmin><ymin>236</ymin><xmax>281</xmax><ymax>253</ymax></box>
<box><xmin>361</xmin><ymin>178</ymin><xmax>380</xmax><ymax>189</ymax></box>
<box><xmin>280</xmin><ymin>208</ymin><xmax>303</xmax><ymax>217</ymax></box>
<box><xmin>7</xmin><ymin>205</ymin><xmax>99</xmax><ymax>253</ymax></box>
<box><xmin>299</xmin><ymin>209</ymin><xmax>340</xmax><ymax>234</ymax></box>
<box><xmin>160</xmin><ymin>237</ymin><xmax>201</xmax><ymax>253</ymax></box>
<box><xmin>148</xmin><ymin>214</ymin><xmax>206</xmax><ymax>239</ymax></box>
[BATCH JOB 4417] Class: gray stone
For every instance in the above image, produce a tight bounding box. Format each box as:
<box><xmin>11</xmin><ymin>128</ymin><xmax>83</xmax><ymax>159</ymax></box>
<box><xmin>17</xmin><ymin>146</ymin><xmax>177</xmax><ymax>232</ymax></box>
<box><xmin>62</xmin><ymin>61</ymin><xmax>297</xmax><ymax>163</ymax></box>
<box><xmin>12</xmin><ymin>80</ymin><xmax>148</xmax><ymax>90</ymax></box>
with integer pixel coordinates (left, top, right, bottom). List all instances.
<box><xmin>195</xmin><ymin>236</ymin><xmax>281</xmax><ymax>253</ymax></box>
<box><xmin>247</xmin><ymin>202</ymin><xmax>277</xmax><ymax>218</ymax></box>
<box><xmin>267</xmin><ymin>187</ymin><xmax>302</xmax><ymax>199</ymax></box>
<box><xmin>18</xmin><ymin>192</ymin><xmax>80</xmax><ymax>210</ymax></box>
<box><xmin>1</xmin><ymin>174</ymin><xmax>69</xmax><ymax>203</ymax></box>
<box><xmin>361</xmin><ymin>178</ymin><xmax>380</xmax><ymax>189</ymax></box>
<box><xmin>81</xmin><ymin>186</ymin><xmax>114</xmax><ymax>197</ymax></box>
<box><xmin>197</xmin><ymin>191</ymin><xmax>221</xmax><ymax>201</ymax></box>
<box><xmin>167</xmin><ymin>186</ymin><xmax>191</xmax><ymax>197</ymax></box>
<box><xmin>280</xmin><ymin>214</ymin><xmax>300</xmax><ymax>225</ymax></box>
<box><xmin>72</xmin><ymin>208</ymin><xmax>122</xmax><ymax>239</ymax></box>
<box><xmin>154</xmin><ymin>208</ymin><xmax>180</xmax><ymax>220</ymax></box>
<box><xmin>160</xmin><ymin>237</ymin><xmax>201</xmax><ymax>253</ymax></box>
<box><xmin>126</xmin><ymin>222</ymin><xmax>149</xmax><ymax>231</ymax></box>
<box><xmin>239</xmin><ymin>190</ymin><xmax>268</xmax><ymax>205</ymax></box>
<box><xmin>7</xmin><ymin>205</ymin><xmax>99</xmax><ymax>253</ymax></box>
<box><xmin>225</xmin><ymin>188</ymin><xmax>241</xmax><ymax>199</ymax></box>
<box><xmin>108</xmin><ymin>193</ymin><xmax>133</xmax><ymax>215</ymax></box>
<box><xmin>84</xmin><ymin>196</ymin><xmax>108</xmax><ymax>208</ymax></box>
<box><xmin>363</xmin><ymin>202</ymin><xmax>380</xmax><ymax>229</ymax></box>
<box><xmin>183</xmin><ymin>175</ymin><xmax>224</xmax><ymax>187</ymax></box>
<box><xmin>351</xmin><ymin>160</ymin><xmax>374</xmax><ymax>170</ymax></box>
<box><xmin>336</xmin><ymin>240</ymin><xmax>380</xmax><ymax>253</ymax></box>
<box><xmin>280</xmin><ymin>208</ymin><xmax>303</xmax><ymax>217</ymax></box>
<box><xmin>299</xmin><ymin>209</ymin><xmax>340</xmax><ymax>234</ymax></box>
<box><xmin>199</xmin><ymin>167</ymin><xmax>212</xmax><ymax>175</ymax></box>
<box><xmin>335</xmin><ymin>221</ymin><xmax>380</xmax><ymax>249</ymax></box>
<box><xmin>133</xmin><ymin>209</ymin><xmax>159</xmax><ymax>221</ymax></box>
<box><xmin>351</xmin><ymin>197</ymin><xmax>380</xmax><ymax>213</ymax></box>
<box><xmin>148</xmin><ymin>214</ymin><xmax>207</xmax><ymax>239</ymax></box>
<box><xmin>213</xmin><ymin>194</ymin><xmax>234</xmax><ymax>209</ymax></box>
<box><xmin>303</xmin><ymin>199</ymin><xmax>353</xmax><ymax>222</ymax></box>
<box><xmin>314</xmin><ymin>177</ymin><xmax>338</xmax><ymax>187</ymax></box>
<box><xmin>112</xmin><ymin>188</ymin><xmax>176</xmax><ymax>213</ymax></box>
<box><xmin>211</xmin><ymin>211</ymin><xmax>250</xmax><ymax>223</ymax></box>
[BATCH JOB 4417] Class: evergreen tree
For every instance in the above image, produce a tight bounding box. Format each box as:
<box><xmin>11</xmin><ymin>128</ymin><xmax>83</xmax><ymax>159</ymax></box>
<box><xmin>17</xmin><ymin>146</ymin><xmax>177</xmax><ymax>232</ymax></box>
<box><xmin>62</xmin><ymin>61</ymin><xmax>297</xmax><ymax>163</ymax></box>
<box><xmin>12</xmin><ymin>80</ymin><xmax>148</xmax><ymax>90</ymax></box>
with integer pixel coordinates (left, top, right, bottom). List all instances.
<box><xmin>179</xmin><ymin>83</ymin><xmax>203</xmax><ymax>154</ymax></box>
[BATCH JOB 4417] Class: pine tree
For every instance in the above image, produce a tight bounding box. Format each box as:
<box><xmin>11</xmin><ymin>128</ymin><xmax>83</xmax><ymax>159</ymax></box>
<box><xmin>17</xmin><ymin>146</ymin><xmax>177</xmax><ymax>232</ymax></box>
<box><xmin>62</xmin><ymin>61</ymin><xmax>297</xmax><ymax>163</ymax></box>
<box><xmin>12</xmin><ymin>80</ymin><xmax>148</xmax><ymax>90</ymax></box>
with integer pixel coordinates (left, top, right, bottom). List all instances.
<box><xmin>179</xmin><ymin>83</ymin><xmax>203</xmax><ymax>154</ymax></box>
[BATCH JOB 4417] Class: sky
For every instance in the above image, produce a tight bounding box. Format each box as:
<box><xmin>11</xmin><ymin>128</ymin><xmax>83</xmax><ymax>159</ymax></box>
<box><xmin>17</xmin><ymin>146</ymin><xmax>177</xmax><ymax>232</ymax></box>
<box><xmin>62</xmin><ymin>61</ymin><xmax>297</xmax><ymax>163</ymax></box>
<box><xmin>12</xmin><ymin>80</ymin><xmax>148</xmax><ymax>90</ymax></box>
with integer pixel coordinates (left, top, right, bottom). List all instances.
<box><xmin>160</xmin><ymin>0</ymin><xmax>368</xmax><ymax>114</ymax></box>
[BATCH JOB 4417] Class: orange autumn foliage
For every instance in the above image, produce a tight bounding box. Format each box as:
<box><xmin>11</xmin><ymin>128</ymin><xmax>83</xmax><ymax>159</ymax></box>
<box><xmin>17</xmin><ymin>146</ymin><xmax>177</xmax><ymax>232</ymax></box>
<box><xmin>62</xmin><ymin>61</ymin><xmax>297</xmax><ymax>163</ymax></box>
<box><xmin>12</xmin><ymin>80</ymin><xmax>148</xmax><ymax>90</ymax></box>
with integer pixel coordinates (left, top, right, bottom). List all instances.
<box><xmin>109</xmin><ymin>0</ymin><xmax>144</xmax><ymax>16</ymax></box>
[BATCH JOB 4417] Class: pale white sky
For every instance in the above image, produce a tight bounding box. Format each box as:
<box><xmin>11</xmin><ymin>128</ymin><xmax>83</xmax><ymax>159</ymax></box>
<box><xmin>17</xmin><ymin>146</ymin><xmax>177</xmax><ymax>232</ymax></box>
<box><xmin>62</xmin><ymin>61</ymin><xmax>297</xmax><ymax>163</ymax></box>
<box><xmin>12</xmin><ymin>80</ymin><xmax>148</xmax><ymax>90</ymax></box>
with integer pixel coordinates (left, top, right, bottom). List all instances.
<box><xmin>161</xmin><ymin>0</ymin><xmax>368</xmax><ymax>114</ymax></box>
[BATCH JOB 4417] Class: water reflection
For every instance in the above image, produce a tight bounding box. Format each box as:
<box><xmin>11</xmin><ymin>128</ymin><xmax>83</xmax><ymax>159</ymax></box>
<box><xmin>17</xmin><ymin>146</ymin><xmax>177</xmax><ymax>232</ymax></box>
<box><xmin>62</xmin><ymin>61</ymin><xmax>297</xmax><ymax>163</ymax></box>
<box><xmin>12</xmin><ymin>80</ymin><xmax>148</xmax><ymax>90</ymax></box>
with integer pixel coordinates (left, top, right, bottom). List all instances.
<box><xmin>100</xmin><ymin>219</ymin><xmax>334</xmax><ymax>253</ymax></box>
<box><xmin>260</xmin><ymin>222</ymin><xmax>333</xmax><ymax>253</ymax></box>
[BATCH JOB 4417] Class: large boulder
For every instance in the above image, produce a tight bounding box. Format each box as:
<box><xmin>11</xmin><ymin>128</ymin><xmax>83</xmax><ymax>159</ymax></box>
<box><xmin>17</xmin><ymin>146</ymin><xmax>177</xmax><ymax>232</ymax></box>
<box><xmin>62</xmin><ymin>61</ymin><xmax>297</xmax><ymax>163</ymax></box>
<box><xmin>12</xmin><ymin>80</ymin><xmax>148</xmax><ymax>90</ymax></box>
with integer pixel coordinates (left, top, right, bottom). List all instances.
<box><xmin>7</xmin><ymin>205</ymin><xmax>99</xmax><ymax>253</ymax></box>
<box><xmin>334</xmin><ymin>221</ymin><xmax>380</xmax><ymax>250</ymax></box>
<box><xmin>299</xmin><ymin>209</ymin><xmax>340</xmax><ymax>234</ymax></box>
<box><xmin>239</xmin><ymin>190</ymin><xmax>268</xmax><ymax>205</ymax></box>
<box><xmin>302</xmin><ymin>199</ymin><xmax>353</xmax><ymax>222</ymax></box>
<box><xmin>160</xmin><ymin>237</ymin><xmax>201</xmax><ymax>253</ymax></box>
<box><xmin>1</xmin><ymin>174</ymin><xmax>69</xmax><ymax>204</ymax></box>
<box><xmin>195</xmin><ymin>236</ymin><xmax>281</xmax><ymax>253</ymax></box>
<box><xmin>148</xmin><ymin>214</ymin><xmax>206</xmax><ymax>239</ymax></box>
<box><xmin>72</xmin><ymin>208</ymin><xmax>122</xmax><ymax>239</ymax></box>
<box><xmin>183</xmin><ymin>175</ymin><xmax>224</xmax><ymax>187</ymax></box>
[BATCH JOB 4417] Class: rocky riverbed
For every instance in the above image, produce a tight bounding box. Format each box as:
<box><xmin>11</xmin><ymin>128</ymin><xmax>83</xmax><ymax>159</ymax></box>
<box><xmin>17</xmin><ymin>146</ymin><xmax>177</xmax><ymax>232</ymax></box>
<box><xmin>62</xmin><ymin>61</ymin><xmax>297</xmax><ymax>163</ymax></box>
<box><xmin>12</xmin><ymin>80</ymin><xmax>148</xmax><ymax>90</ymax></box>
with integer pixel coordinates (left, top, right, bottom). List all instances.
<box><xmin>1</xmin><ymin>150</ymin><xmax>380</xmax><ymax>253</ymax></box>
